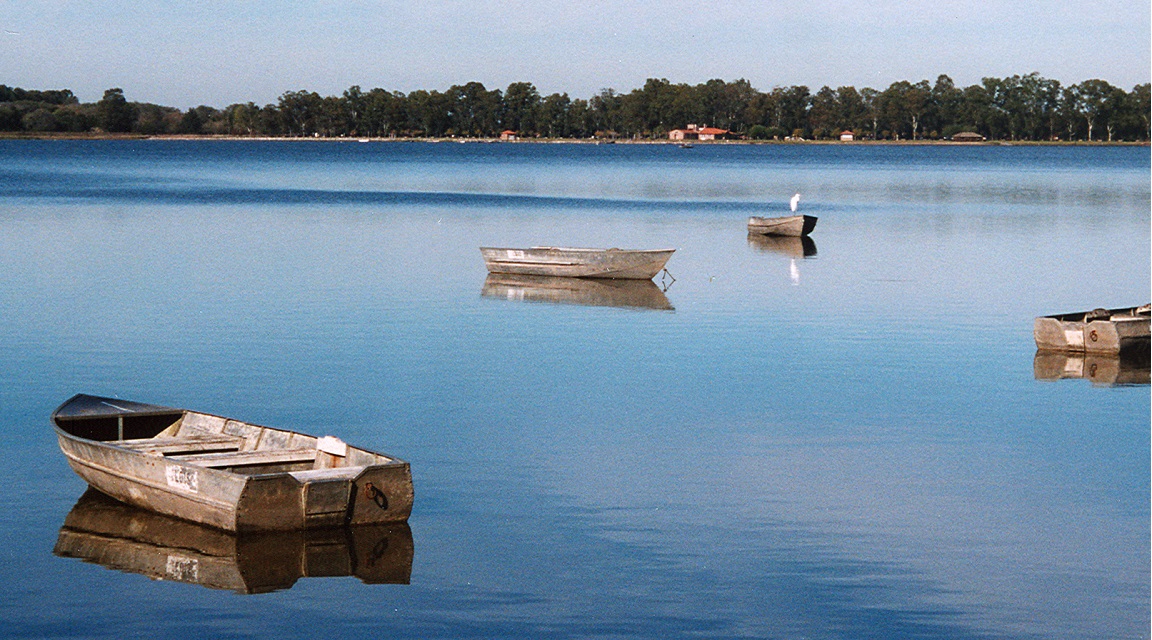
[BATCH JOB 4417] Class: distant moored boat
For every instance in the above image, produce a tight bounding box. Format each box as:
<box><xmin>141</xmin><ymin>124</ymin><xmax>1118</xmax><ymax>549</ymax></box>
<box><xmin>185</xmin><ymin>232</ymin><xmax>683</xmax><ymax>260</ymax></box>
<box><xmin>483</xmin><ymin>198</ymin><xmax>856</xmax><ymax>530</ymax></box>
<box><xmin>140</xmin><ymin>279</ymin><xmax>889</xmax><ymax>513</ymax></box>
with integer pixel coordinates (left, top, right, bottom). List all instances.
<box><xmin>479</xmin><ymin>246</ymin><xmax>675</xmax><ymax>280</ymax></box>
<box><xmin>747</xmin><ymin>215</ymin><xmax>818</xmax><ymax>237</ymax></box>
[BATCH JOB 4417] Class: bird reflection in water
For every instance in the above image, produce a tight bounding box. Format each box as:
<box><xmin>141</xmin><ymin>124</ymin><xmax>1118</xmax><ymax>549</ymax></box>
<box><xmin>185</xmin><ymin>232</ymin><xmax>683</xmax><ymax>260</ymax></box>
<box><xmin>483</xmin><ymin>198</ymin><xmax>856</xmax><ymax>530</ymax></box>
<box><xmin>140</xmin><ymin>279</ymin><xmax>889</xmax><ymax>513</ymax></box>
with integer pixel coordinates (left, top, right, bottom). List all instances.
<box><xmin>747</xmin><ymin>234</ymin><xmax>817</xmax><ymax>286</ymax></box>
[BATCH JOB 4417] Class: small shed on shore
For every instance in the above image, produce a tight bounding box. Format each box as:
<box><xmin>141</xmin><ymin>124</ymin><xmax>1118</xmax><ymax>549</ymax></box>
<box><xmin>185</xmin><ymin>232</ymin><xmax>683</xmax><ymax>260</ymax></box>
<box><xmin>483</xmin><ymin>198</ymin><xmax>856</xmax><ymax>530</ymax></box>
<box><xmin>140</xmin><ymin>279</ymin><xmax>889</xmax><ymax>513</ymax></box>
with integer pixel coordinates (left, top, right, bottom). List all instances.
<box><xmin>839</xmin><ymin>130</ymin><xmax>855</xmax><ymax>141</ymax></box>
<box><xmin>950</xmin><ymin>131</ymin><xmax>985</xmax><ymax>142</ymax></box>
<box><xmin>500</xmin><ymin>130</ymin><xmax>518</xmax><ymax>141</ymax></box>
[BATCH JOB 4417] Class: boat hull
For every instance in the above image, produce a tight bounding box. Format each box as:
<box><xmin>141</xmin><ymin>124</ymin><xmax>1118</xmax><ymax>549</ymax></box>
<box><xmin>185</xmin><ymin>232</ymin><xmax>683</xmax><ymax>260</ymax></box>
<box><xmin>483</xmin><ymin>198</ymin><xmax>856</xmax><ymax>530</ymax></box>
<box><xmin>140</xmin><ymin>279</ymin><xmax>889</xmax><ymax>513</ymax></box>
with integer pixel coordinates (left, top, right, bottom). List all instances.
<box><xmin>480</xmin><ymin>247</ymin><xmax>675</xmax><ymax>280</ymax></box>
<box><xmin>747</xmin><ymin>215</ymin><xmax>817</xmax><ymax>237</ymax></box>
<box><xmin>1033</xmin><ymin>305</ymin><xmax>1151</xmax><ymax>355</ymax></box>
<box><xmin>53</xmin><ymin>394</ymin><xmax>413</xmax><ymax>532</ymax></box>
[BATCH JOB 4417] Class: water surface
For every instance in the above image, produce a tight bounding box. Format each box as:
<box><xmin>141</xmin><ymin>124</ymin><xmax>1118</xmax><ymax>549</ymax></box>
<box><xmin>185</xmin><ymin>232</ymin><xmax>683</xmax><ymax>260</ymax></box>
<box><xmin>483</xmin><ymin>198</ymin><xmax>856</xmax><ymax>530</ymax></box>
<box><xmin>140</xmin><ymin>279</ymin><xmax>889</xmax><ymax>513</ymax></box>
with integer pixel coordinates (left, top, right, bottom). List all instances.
<box><xmin>0</xmin><ymin>141</ymin><xmax>1147</xmax><ymax>639</ymax></box>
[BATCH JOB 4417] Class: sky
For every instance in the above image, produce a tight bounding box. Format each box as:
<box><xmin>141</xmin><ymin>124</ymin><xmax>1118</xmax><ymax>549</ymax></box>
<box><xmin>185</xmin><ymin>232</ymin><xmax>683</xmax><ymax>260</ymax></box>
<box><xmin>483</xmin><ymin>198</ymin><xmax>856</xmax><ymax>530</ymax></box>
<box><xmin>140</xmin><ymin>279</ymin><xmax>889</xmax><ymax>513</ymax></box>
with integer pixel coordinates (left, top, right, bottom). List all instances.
<box><xmin>2</xmin><ymin>0</ymin><xmax>1149</xmax><ymax>109</ymax></box>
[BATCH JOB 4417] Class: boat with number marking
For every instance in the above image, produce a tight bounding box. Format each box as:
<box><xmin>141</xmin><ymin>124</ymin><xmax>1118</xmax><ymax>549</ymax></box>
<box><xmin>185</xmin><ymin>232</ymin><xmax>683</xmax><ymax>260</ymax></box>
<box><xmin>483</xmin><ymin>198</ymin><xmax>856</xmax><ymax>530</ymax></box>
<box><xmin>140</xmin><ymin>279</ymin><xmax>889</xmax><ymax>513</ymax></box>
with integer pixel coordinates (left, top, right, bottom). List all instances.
<box><xmin>747</xmin><ymin>215</ymin><xmax>818</xmax><ymax>237</ymax></box>
<box><xmin>1033</xmin><ymin>304</ymin><xmax>1151</xmax><ymax>355</ymax></box>
<box><xmin>52</xmin><ymin>394</ymin><xmax>413</xmax><ymax>532</ymax></box>
<box><xmin>480</xmin><ymin>246</ymin><xmax>675</xmax><ymax>280</ymax></box>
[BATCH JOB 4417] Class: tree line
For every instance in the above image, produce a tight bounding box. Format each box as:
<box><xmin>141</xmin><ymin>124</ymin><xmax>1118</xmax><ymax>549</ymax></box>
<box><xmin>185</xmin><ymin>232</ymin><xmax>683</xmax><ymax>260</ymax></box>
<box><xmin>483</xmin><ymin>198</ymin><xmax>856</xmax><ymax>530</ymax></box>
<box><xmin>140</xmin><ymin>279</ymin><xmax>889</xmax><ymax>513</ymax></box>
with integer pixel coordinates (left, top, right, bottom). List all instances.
<box><xmin>1</xmin><ymin>74</ymin><xmax>1149</xmax><ymax>142</ymax></box>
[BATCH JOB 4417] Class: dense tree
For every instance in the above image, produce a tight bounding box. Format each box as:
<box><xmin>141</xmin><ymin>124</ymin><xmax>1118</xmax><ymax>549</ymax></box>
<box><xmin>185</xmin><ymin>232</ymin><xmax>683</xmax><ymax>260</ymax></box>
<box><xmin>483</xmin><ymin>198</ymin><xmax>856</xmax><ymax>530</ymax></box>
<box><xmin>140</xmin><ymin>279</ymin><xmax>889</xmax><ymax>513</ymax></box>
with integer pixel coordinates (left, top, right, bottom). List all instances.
<box><xmin>808</xmin><ymin>86</ymin><xmax>839</xmax><ymax>139</ymax></box>
<box><xmin>1</xmin><ymin>75</ymin><xmax>1147</xmax><ymax>141</ymax></box>
<box><xmin>96</xmin><ymin>88</ymin><xmax>133</xmax><ymax>133</ymax></box>
<box><xmin>446</xmin><ymin>82</ymin><xmax>501</xmax><ymax>136</ymax></box>
<box><xmin>1127</xmin><ymin>83</ymin><xmax>1150</xmax><ymax>139</ymax></box>
<box><xmin>502</xmin><ymin>82</ymin><xmax>540</xmax><ymax>134</ymax></box>
<box><xmin>538</xmin><ymin>92</ymin><xmax>571</xmax><ymax>137</ymax></box>
<box><xmin>1071</xmin><ymin>79</ymin><xmax>1122</xmax><ymax>142</ymax></box>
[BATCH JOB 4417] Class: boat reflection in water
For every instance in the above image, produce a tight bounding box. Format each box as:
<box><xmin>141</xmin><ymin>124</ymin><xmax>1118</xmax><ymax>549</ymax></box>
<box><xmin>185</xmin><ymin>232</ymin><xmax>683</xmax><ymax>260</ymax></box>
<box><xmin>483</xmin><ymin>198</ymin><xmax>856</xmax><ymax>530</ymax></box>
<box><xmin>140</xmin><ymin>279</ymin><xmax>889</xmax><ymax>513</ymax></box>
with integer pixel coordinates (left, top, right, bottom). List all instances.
<box><xmin>1034</xmin><ymin>350</ymin><xmax>1150</xmax><ymax>386</ymax></box>
<box><xmin>54</xmin><ymin>489</ymin><xmax>413</xmax><ymax>594</ymax></box>
<box><xmin>482</xmin><ymin>273</ymin><xmax>674</xmax><ymax>311</ymax></box>
<box><xmin>746</xmin><ymin>233</ymin><xmax>817</xmax><ymax>258</ymax></box>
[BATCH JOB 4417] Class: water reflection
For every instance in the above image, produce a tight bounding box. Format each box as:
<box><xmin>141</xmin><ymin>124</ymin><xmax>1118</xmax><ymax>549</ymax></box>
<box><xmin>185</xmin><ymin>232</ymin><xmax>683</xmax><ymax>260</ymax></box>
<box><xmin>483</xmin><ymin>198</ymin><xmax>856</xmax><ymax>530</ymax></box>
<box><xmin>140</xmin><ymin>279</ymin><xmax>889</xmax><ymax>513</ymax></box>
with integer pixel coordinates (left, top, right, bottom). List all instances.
<box><xmin>746</xmin><ymin>233</ymin><xmax>818</xmax><ymax>258</ymax></box>
<box><xmin>1034</xmin><ymin>350</ymin><xmax>1151</xmax><ymax>386</ymax></box>
<box><xmin>481</xmin><ymin>273</ymin><xmax>674</xmax><ymax>311</ymax></box>
<box><xmin>54</xmin><ymin>489</ymin><xmax>413</xmax><ymax>594</ymax></box>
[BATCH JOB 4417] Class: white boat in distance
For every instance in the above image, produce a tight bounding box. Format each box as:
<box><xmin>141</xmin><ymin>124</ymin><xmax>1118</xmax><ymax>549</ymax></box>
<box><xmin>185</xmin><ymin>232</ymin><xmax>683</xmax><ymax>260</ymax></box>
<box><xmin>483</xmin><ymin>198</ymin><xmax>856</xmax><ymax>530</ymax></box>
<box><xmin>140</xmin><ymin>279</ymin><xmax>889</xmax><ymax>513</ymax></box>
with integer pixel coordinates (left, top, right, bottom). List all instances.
<box><xmin>480</xmin><ymin>246</ymin><xmax>675</xmax><ymax>280</ymax></box>
<box><xmin>747</xmin><ymin>215</ymin><xmax>818</xmax><ymax>237</ymax></box>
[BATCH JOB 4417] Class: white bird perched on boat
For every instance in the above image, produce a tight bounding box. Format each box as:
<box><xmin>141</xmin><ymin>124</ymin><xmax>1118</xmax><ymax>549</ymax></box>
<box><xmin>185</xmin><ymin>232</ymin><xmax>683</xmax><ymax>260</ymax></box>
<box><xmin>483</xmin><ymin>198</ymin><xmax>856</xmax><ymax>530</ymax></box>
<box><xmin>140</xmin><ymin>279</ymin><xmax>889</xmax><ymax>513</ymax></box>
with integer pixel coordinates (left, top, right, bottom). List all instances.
<box><xmin>790</xmin><ymin>193</ymin><xmax>801</xmax><ymax>212</ymax></box>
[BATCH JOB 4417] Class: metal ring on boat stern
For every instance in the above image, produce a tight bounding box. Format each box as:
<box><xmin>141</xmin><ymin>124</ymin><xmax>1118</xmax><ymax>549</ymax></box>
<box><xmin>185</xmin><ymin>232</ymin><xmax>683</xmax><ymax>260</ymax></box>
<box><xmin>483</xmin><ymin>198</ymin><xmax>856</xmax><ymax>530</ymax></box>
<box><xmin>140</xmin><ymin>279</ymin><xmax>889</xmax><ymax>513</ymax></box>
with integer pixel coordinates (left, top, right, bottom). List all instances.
<box><xmin>364</xmin><ymin>482</ymin><xmax>388</xmax><ymax>509</ymax></box>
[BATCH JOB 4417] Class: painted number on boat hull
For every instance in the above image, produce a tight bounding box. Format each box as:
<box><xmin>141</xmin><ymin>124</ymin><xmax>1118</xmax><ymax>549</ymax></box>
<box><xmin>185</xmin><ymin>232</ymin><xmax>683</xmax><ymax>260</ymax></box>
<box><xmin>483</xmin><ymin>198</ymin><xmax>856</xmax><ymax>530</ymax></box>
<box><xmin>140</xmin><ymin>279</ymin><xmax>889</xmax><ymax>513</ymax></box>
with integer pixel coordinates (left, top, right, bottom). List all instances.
<box><xmin>166</xmin><ymin>555</ymin><xmax>199</xmax><ymax>581</ymax></box>
<box><xmin>166</xmin><ymin>465</ymin><xmax>199</xmax><ymax>493</ymax></box>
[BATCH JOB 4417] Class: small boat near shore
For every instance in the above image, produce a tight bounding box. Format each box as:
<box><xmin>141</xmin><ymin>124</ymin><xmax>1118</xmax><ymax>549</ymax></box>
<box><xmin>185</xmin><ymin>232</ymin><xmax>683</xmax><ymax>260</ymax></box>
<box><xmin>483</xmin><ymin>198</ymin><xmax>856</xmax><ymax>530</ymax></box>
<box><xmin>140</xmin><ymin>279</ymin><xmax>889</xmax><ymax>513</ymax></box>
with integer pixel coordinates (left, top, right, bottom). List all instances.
<box><xmin>480</xmin><ymin>246</ymin><xmax>675</xmax><ymax>280</ymax></box>
<box><xmin>53</xmin><ymin>394</ymin><xmax>413</xmax><ymax>532</ymax></box>
<box><xmin>54</xmin><ymin>489</ymin><xmax>413</xmax><ymax>593</ymax></box>
<box><xmin>747</xmin><ymin>215</ymin><xmax>818</xmax><ymax>237</ymax></box>
<box><xmin>1033</xmin><ymin>304</ymin><xmax>1151</xmax><ymax>355</ymax></box>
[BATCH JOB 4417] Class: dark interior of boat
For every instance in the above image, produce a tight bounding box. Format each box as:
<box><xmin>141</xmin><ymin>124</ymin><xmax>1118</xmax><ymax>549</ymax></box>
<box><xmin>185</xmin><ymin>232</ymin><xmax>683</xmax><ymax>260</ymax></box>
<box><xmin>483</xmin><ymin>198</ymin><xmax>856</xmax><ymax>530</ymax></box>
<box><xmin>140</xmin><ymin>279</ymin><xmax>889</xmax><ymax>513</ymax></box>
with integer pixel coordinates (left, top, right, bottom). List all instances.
<box><xmin>55</xmin><ymin>412</ymin><xmax>183</xmax><ymax>441</ymax></box>
<box><xmin>52</xmin><ymin>394</ymin><xmax>184</xmax><ymax>441</ymax></box>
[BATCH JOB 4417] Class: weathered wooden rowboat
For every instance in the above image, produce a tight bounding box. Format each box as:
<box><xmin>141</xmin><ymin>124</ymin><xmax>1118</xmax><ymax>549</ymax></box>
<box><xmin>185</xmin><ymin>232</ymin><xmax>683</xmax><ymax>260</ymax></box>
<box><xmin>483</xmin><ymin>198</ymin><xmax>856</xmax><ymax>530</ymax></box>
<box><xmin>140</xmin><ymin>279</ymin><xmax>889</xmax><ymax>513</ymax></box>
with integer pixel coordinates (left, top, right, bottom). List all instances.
<box><xmin>481</xmin><ymin>273</ymin><xmax>674</xmax><ymax>310</ymax></box>
<box><xmin>53</xmin><ymin>394</ymin><xmax>413</xmax><ymax>532</ymax></box>
<box><xmin>54</xmin><ymin>488</ymin><xmax>412</xmax><ymax>593</ymax></box>
<box><xmin>1033</xmin><ymin>304</ymin><xmax>1150</xmax><ymax>355</ymax></box>
<box><xmin>480</xmin><ymin>246</ymin><xmax>675</xmax><ymax>280</ymax></box>
<box><xmin>747</xmin><ymin>215</ymin><xmax>817</xmax><ymax>237</ymax></box>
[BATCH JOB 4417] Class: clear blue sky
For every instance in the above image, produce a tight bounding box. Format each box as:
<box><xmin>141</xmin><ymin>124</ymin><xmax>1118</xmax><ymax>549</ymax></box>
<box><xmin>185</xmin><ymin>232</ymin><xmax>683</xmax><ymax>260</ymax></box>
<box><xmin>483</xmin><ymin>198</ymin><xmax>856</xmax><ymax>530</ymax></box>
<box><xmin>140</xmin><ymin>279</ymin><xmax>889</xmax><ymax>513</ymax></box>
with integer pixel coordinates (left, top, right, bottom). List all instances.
<box><xmin>2</xmin><ymin>0</ymin><xmax>1149</xmax><ymax>109</ymax></box>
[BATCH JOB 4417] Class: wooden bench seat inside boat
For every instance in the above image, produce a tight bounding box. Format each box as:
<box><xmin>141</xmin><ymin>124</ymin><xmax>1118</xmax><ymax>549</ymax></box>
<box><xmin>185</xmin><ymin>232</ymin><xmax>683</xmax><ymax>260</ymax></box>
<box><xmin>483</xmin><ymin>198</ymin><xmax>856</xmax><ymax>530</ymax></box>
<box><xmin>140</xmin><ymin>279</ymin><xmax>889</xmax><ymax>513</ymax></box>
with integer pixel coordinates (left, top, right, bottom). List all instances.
<box><xmin>116</xmin><ymin>434</ymin><xmax>245</xmax><ymax>455</ymax></box>
<box><xmin>167</xmin><ymin>447</ymin><xmax>318</xmax><ymax>469</ymax></box>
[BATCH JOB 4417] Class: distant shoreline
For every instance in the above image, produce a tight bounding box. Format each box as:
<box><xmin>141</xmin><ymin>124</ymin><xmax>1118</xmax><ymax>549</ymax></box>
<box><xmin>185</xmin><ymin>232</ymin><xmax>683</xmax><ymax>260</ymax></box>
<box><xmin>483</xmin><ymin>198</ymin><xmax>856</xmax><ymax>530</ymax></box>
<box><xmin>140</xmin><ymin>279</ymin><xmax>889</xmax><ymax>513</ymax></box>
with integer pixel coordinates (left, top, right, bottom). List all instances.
<box><xmin>0</xmin><ymin>132</ymin><xmax>1148</xmax><ymax>146</ymax></box>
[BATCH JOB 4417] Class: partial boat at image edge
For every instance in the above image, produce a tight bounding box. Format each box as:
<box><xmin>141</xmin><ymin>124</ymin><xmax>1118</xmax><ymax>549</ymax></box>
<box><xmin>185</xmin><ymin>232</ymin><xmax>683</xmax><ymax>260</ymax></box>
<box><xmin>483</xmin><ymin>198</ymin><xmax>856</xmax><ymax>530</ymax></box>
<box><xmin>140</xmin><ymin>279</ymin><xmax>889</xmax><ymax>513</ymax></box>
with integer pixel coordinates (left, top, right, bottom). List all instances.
<box><xmin>1033</xmin><ymin>304</ymin><xmax>1151</xmax><ymax>355</ymax></box>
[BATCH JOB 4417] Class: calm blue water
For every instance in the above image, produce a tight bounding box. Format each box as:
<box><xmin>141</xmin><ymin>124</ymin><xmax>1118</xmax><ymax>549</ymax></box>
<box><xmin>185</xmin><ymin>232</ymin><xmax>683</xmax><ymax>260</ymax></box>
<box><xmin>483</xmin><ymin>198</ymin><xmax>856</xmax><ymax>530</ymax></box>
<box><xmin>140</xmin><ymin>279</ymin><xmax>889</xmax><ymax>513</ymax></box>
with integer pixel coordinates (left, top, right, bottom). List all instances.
<box><xmin>0</xmin><ymin>140</ymin><xmax>1147</xmax><ymax>639</ymax></box>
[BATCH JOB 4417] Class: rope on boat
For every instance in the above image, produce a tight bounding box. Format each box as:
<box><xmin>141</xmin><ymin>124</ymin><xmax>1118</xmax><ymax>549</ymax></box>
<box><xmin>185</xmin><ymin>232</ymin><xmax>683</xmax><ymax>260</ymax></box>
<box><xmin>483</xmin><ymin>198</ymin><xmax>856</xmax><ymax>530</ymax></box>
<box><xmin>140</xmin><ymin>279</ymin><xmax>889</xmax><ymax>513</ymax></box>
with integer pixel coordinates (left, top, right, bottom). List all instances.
<box><xmin>659</xmin><ymin>268</ymin><xmax>676</xmax><ymax>291</ymax></box>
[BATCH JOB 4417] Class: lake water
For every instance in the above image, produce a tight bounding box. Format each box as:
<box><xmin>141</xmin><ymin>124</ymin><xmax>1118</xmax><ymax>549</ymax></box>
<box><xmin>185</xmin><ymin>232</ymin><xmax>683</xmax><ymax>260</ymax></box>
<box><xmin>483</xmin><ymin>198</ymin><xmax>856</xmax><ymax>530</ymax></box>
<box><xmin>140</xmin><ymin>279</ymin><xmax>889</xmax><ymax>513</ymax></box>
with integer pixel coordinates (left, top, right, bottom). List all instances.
<box><xmin>0</xmin><ymin>140</ymin><xmax>1147</xmax><ymax>639</ymax></box>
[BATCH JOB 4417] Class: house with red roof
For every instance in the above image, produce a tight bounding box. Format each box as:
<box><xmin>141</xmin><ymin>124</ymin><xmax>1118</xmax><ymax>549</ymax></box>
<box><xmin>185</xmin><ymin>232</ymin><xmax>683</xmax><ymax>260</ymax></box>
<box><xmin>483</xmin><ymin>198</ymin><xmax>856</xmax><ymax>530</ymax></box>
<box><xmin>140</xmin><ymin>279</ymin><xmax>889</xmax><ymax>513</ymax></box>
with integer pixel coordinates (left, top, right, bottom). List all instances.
<box><xmin>669</xmin><ymin>124</ymin><xmax>737</xmax><ymax>141</ymax></box>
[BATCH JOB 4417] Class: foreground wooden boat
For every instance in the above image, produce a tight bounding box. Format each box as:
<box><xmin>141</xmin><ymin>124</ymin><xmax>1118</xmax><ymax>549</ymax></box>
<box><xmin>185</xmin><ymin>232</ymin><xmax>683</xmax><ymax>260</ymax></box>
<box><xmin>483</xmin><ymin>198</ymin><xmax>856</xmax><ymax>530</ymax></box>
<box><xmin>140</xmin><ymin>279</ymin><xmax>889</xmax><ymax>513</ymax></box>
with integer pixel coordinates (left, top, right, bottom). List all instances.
<box><xmin>747</xmin><ymin>215</ymin><xmax>817</xmax><ymax>237</ymax></box>
<box><xmin>480</xmin><ymin>246</ymin><xmax>675</xmax><ymax>280</ymax></box>
<box><xmin>55</xmin><ymin>489</ymin><xmax>413</xmax><ymax>593</ymax></box>
<box><xmin>1033</xmin><ymin>305</ymin><xmax>1150</xmax><ymax>355</ymax></box>
<box><xmin>53</xmin><ymin>394</ymin><xmax>413</xmax><ymax>532</ymax></box>
<box><xmin>482</xmin><ymin>273</ymin><xmax>673</xmax><ymax>310</ymax></box>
